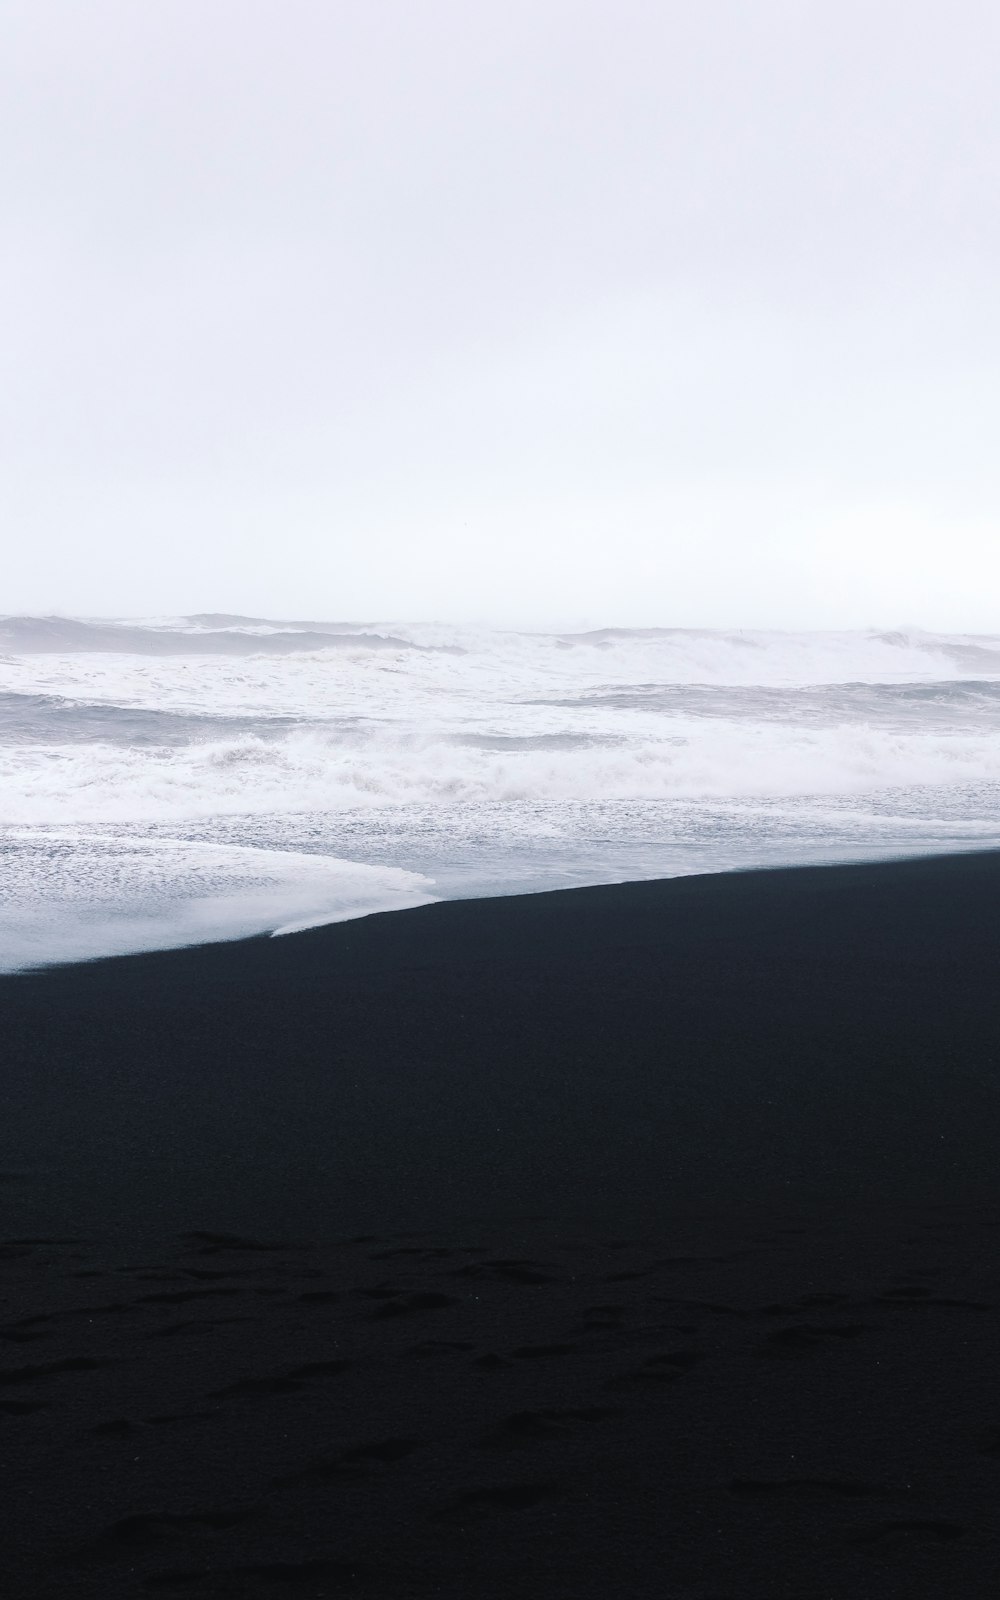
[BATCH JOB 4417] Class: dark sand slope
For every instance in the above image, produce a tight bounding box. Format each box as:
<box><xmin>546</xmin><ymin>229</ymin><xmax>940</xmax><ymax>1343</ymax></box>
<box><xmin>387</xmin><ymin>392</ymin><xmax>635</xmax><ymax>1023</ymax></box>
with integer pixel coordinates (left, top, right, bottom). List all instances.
<box><xmin>3</xmin><ymin>854</ymin><xmax>1000</xmax><ymax>1598</ymax></box>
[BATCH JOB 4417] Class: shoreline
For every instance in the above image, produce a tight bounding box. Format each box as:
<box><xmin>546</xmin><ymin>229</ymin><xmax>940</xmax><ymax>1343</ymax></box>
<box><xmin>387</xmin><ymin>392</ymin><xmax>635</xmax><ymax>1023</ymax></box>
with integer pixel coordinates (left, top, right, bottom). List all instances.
<box><xmin>7</xmin><ymin>832</ymin><xmax>1000</xmax><ymax>977</ymax></box>
<box><xmin>6</xmin><ymin>850</ymin><xmax>1000</xmax><ymax>1242</ymax></box>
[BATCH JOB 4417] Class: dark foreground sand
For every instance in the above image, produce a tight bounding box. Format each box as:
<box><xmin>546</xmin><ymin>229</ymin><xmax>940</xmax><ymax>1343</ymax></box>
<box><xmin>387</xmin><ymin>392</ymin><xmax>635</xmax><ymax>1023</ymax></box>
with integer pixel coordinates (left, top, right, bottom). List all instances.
<box><xmin>3</xmin><ymin>853</ymin><xmax>1000</xmax><ymax>1598</ymax></box>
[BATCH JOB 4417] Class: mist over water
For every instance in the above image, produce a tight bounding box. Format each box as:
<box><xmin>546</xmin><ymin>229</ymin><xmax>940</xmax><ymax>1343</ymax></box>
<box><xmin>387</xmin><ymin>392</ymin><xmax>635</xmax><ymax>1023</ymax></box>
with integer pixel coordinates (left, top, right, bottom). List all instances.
<box><xmin>2</xmin><ymin>615</ymin><xmax>999</xmax><ymax>969</ymax></box>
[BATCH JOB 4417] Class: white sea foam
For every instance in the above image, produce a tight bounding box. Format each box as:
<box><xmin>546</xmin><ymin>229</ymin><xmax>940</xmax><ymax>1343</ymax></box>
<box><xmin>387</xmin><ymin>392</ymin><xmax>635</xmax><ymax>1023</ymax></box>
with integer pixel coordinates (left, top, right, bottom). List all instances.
<box><xmin>2</xmin><ymin>618</ymin><xmax>999</xmax><ymax>967</ymax></box>
<box><xmin>0</xmin><ymin>833</ymin><xmax>434</xmax><ymax>971</ymax></box>
<box><xmin>2</xmin><ymin>719</ymin><xmax>1000</xmax><ymax>826</ymax></box>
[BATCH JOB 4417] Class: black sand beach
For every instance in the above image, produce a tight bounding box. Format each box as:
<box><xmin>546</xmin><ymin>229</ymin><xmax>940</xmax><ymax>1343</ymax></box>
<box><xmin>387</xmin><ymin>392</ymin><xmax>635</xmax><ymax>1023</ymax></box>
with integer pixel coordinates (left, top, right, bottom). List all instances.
<box><xmin>3</xmin><ymin>853</ymin><xmax>1000</xmax><ymax>1597</ymax></box>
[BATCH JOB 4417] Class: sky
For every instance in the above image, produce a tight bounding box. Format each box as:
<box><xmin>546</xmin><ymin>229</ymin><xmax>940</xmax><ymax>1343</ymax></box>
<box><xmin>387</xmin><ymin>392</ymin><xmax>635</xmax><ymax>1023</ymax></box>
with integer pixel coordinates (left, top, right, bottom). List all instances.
<box><xmin>2</xmin><ymin>0</ymin><xmax>999</xmax><ymax>629</ymax></box>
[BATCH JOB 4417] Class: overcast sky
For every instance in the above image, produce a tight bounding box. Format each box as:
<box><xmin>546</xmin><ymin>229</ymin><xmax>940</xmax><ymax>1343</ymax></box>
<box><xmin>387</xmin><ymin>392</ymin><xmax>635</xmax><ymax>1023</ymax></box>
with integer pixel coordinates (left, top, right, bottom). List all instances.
<box><xmin>3</xmin><ymin>0</ymin><xmax>999</xmax><ymax>628</ymax></box>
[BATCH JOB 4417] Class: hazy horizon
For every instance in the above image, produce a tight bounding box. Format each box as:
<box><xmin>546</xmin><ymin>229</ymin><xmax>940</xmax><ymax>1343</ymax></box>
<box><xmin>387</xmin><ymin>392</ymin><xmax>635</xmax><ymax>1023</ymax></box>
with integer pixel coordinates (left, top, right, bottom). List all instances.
<box><xmin>4</xmin><ymin>610</ymin><xmax>1000</xmax><ymax>640</ymax></box>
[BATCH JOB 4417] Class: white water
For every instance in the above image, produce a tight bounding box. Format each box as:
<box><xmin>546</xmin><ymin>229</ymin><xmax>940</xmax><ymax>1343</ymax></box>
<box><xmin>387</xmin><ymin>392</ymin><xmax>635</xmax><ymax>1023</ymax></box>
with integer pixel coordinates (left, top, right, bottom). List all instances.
<box><xmin>2</xmin><ymin>617</ymin><xmax>999</xmax><ymax>968</ymax></box>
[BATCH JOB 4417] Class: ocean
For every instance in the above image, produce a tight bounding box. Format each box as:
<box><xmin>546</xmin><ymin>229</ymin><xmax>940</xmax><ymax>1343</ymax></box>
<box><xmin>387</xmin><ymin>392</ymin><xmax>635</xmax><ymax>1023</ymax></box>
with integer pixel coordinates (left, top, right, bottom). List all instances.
<box><xmin>2</xmin><ymin>614</ymin><xmax>1000</xmax><ymax>970</ymax></box>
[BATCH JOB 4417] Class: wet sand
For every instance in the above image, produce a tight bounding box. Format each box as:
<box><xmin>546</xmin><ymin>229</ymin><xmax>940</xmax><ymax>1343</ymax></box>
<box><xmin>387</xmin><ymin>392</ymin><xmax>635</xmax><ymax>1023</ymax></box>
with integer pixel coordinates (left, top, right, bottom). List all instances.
<box><xmin>3</xmin><ymin>854</ymin><xmax>1000</xmax><ymax>1596</ymax></box>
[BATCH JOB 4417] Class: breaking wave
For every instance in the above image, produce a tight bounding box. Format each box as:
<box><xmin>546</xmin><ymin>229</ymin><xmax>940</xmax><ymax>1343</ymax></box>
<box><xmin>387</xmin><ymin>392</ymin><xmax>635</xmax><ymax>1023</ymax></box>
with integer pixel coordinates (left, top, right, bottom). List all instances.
<box><xmin>2</xmin><ymin>721</ymin><xmax>1000</xmax><ymax>826</ymax></box>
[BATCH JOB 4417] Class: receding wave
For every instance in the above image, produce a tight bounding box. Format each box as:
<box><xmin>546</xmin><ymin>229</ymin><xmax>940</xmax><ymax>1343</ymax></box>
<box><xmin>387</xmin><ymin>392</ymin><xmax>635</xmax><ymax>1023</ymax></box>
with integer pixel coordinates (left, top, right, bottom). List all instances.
<box><xmin>0</xmin><ymin>834</ymin><xmax>435</xmax><ymax>972</ymax></box>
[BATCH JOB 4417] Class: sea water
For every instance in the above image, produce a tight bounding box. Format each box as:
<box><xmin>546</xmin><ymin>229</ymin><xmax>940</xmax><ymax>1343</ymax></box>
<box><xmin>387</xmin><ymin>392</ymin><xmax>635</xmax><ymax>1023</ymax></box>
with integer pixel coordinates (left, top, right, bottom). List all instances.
<box><xmin>2</xmin><ymin>615</ymin><xmax>1000</xmax><ymax>969</ymax></box>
